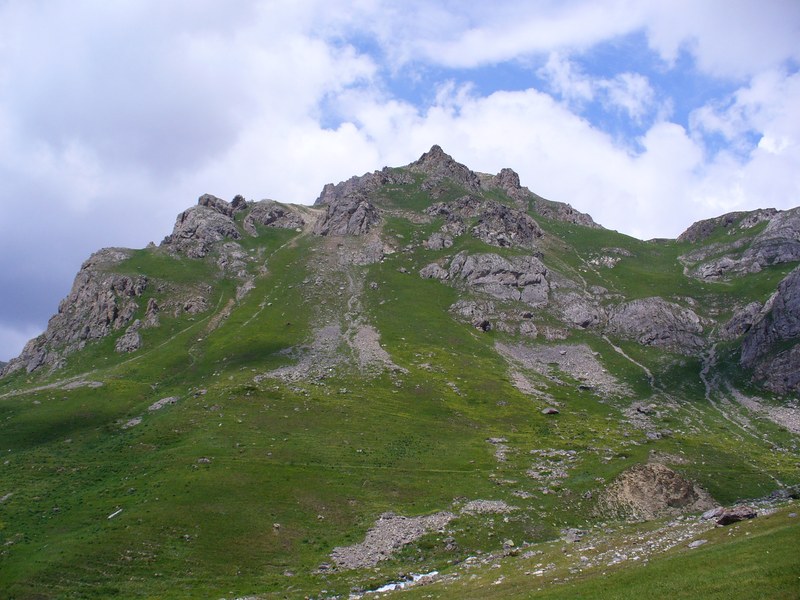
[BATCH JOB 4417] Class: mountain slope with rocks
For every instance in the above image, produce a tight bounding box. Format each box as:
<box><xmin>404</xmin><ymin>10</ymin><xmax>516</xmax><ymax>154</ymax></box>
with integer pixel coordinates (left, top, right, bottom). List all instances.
<box><xmin>0</xmin><ymin>146</ymin><xmax>798</xmax><ymax>599</ymax></box>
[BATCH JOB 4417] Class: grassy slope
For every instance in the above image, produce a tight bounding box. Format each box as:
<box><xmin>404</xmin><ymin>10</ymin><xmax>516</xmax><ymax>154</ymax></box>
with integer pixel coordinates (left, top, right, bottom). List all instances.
<box><xmin>399</xmin><ymin>504</ymin><xmax>800</xmax><ymax>599</ymax></box>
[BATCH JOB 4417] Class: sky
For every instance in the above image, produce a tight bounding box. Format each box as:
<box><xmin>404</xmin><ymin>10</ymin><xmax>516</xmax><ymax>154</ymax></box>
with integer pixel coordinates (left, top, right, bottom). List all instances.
<box><xmin>1</xmin><ymin>0</ymin><xmax>799</xmax><ymax>362</ymax></box>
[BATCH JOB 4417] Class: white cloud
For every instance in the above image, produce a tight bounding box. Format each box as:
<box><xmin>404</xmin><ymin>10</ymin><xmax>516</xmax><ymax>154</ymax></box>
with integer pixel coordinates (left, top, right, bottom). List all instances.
<box><xmin>600</xmin><ymin>72</ymin><xmax>656</xmax><ymax>122</ymax></box>
<box><xmin>538</xmin><ymin>53</ymin><xmax>657</xmax><ymax>122</ymax></box>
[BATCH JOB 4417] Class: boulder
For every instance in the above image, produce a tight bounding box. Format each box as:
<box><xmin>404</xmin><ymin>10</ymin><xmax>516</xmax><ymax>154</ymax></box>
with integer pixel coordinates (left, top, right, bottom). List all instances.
<box><xmin>715</xmin><ymin>505</ymin><xmax>757</xmax><ymax>526</ymax></box>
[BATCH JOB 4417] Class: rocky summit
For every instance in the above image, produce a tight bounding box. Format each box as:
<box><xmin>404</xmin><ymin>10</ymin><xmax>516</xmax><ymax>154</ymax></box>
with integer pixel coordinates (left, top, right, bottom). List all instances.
<box><xmin>0</xmin><ymin>146</ymin><xmax>798</xmax><ymax>598</ymax></box>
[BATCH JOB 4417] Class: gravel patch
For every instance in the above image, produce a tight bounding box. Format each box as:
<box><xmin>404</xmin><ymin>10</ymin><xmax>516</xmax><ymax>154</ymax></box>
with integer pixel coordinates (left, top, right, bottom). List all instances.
<box><xmin>496</xmin><ymin>342</ymin><xmax>630</xmax><ymax>397</ymax></box>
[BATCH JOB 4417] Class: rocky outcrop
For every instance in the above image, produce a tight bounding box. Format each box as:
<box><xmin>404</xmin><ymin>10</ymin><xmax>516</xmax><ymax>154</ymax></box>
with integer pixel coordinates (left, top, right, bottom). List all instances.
<box><xmin>426</xmin><ymin>197</ymin><xmax>543</xmax><ymax>250</ymax></box>
<box><xmin>314</xmin><ymin>168</ymin><xmax>413</xmax><ymax>207</ymax></box>
<box><xmin>162</xmin><ymin>196</ymin><xmax>241</xmax><ymax>258</ymax></box>
<box><xmin>553</xmin><ymin>291</ymin><xmax>603</xmax><ymax>329</ymax></box>
<box><xmin>409</xmin><ymin>145</ymin><xmax>481</xmax><ymax>196</ymax></box>
<box><xmin>479</xmin><ymin>168</ymin><xmax>531</xmax><ymax>209</ymax></box>
<box><xmin>471</xmin><ymin>202</ymin><xmax>543</xmax><ymax>249</ymax></box>
<box><xmin>198</xmin><ymin>193</ymin><xmax>244</xmax><ymax>218</ymax></box>
<box><xmin>2</xmin><ymin>248</ymin><xmax>146</xmax><ymax>375</ymax></box>
<box><xmin>720</xmin><ymin>302</ymin><xmax>762</xmax><ymax>340</ymax></box>
<box><xmin>677</xmin><ymin>209</ymin><xmax>776</xmax><ymax>243</ymax></box>
<box><xmin>680</xmin><ymin>208</ymin><xmax>800</xmax><ymax>280</ymax></box>
<box><xmin>115</xmin><ymin>320</ymin><xmax>142</xmax><ymax>353</ymax></box>
<box><xmin>243</xmin><ymin>201</ymin><xmax>305</xmax><ymax>235</ymax></box>
<box><xmin>444</xmin><ymin>252</ymin><xmax>550</xmax><ymax>305</ymax></box>
<box><xmin>740</xmin><ymin>266</ymin><xmax>800</xmax><ymax>393</ymax></box>
<box><xmin>313</xmin><ymin>196</ymin><xmax>380</xmax><ymax>236</ymax></box>
<box><xmin>532</xmin><ymin>197</ymin><xmax>599</xmax><ymax>228</ymax></box>
<box><xmin>606</xmin><ymin>297</ymin><xmax>705</xmax><ymax>353</ymax></box>
<box><xmin>597</xmin><ymin>463</ymin><xmax>715</xmax><ymax>521</ymax></box>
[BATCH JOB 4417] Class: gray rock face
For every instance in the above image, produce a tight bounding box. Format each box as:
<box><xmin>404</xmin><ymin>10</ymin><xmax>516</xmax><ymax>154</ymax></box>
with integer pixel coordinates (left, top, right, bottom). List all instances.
<box><xmin>409</xmin><ymin>145</ymin><xmax>482</xmax><ymax>195</ymax></box>
<box><xmin>752</xmin><ymin>346</ymin><xmax>800</xmax><ymax>394</ymax></box>
<box><xmin>243</xmin><ymin>201</ymin><xmax>305</xmax><ymax>235</ymax></box>
<box><xmin>198</xmin><ymin>193</ymin><xmax>236</xmax><ymax>218</ymax></box>
<box><xmin>115</xmin><ymin>321</ymin><xmax>142</xmax><ymax>353</ymax></box>
<box><xmin>471</xmin><ymin>201</ymin><xmax>543</xmax><ymax>249</ymax></box>
<box><xmin>720</xmin><ymin>302</ymin><xmax>762</xmax><ymax>340</ymax></box>
<box><xmin>314</xmin><ymin>167</ymin><xmax>413</xmax><ymax>206</ymax></box>
<box><xmin>2</xmin><ymin>248</ymin><xmax>146</xmax><ymax>375</ymax></box>
<box><xmin>606</xmin><ymin>297</ymin><xmax>704</xmax><ymax>353</ymax></box>
<box><xmin>677</xmin><ymin>209</ymin><xmax>777</xmax><ymax>243</ymax></box>
<box><xmin>531</xmin><ymin>197</ymin><xmax>599</xmax><ymax>228</ymax></box>
<box><xmin>426</xmin><ymin>197</ymin><xmax>543</xmax><ymax>250</ymax></box>
<box><xmin>448</xmin><ymin>252</ymin><xmax>549</xmax><ymax>305</ymax></box>
<box><xmin>740</xmin><ymin>266</ymin><xmax>800</xmax><ymax>393</ymax></box>
<box><xmin>424</xmin><ymin>232</ymin><xmax>453</xmax><ymax>250</ymax></box>
<box><xmin>555</xmin><ymin>291</ymin><xmax>603</xmax><ymax>329</ymax></box>
<box><xmin>680</xmin><ymin>208</ymin><xmax>800</xmax><ymax>279</ymax></box>
<box><xmin>313</xmin><ymin>196</ymin><xmax>380</xmax><ymax>236</ymax></box>
<box><xmin>162</xmin><ymin>202</ymin><xmax>240</xmax><ymax>258</ymax></box>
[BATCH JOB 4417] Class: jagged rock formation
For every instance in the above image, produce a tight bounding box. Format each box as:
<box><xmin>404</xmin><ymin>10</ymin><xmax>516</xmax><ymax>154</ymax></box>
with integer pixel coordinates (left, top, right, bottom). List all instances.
<box><xmin>162</xmin><ymin>199</ymin><xmax>241</xmax><ymax>258</ymax></box>
<box><xmin>606</xmin><ymin>297</ymin><xmax>705</xmax><ymax>353</ymax></box>
<box><xmin>410</xmin><ymin>145</ymin><xmax>482</xmax><ymax>196</ymax></box>
<box><xmin>314</xmin><ymin>167</ymin><xmax>413</xmax><ymax>206</ymax></box>
<box><xmin>2</xmin><ymin>248</ymin><xmax>146</xmax><ymax>375</ymax></box>
<box><xmin>740</xmin><ymin>266</ymin><xmax>800</xmax><ymax>393</ymax></box>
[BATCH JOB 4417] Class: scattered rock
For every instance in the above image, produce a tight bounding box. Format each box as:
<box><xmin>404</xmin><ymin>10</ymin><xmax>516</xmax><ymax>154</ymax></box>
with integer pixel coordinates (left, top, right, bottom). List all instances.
<box><xmin>460</xmin><ymin>500</ymin><xmax>517</xmax><ymax>514</ymax></box>
<box><xmin>148</xmin><ymin>396</ymin><xmax>179</xmax><ymax>412</ymax></box>
<box><xmin>541</xmin><ymin>407</ymin><xmax>560</xmax><ymax>415</ymax></box>
<box><xmin>687</xmin><ymin>539</ymin><xmax>708</xmax><ymax>549</ymax></box>
<box><xmin>331</xmin><ymin>511</ymin><xmax>455</xmax><ymax>570</ymax></box>
<box><xmin>122</xmin><ymin>417</ymin><xmax>142</xmax><ymax>429</ymax></box>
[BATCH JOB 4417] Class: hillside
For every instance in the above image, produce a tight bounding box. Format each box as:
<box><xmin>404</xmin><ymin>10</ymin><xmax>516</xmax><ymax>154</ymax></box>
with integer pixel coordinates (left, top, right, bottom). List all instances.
<box><xmin>0</xmin><ymin>146</ymin><xmax>798</xmax><ymax>599</ymax></box>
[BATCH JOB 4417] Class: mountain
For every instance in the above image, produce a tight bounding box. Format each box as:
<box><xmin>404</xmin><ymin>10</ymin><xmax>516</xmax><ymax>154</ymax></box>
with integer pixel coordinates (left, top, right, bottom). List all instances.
<box><xmin>0</xmin><ymin>146</ymin><xmax>798</xmax><ymax>598</ymax></box>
